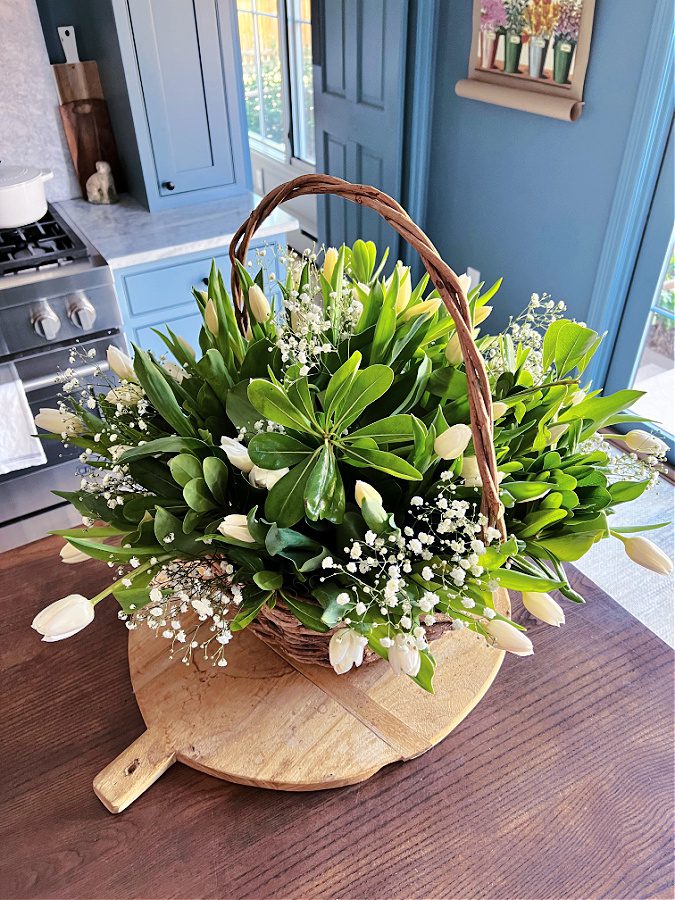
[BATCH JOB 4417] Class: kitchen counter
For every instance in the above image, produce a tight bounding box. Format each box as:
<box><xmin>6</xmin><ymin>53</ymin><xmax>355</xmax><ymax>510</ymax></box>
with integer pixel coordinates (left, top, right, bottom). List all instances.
<box><xmin>2</xmin><ymin>536</ymin><xmax>673</xmax><ymax>899</ymax></box>
<box><xmin>55</xmin><ymin>193</ymin><xmax>299</xmax><ymax>270</ymax></box>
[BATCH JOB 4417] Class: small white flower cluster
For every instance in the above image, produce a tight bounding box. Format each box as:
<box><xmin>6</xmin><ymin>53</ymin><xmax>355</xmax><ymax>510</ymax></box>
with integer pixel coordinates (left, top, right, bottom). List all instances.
<box><xmin>582</xmin><ymin>434</ymin><xmax>663</xmax><ymax>488</ymax></box>
<box><xmin>485</xmin><ymin>292</ymin><xmax>567</xmax><ymax>381</ymax></box>
<box><xmin>128</xmin><ymin>558</ymin><xmax>244</xmax><ymax>668</ymax></box>
<box><xmin>319</xmin><ymin>488</ymin><xmax>500</xmax><ymax>647</ymax></box>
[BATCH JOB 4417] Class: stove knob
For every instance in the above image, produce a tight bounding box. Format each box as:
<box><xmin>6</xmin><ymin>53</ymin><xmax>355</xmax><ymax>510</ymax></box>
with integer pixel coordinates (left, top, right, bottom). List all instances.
<box><xmin>32</xmin><ymin>303</ymin><xmax>61</xmax><ymax>341</ymax></box>
<box><xmin>67</xmin><ymin>293</ymin><xmax>97</xmax><ymax>331</ymax></box>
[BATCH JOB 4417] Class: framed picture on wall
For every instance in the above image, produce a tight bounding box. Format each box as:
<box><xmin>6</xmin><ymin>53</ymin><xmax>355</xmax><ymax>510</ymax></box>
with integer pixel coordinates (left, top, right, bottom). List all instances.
<box><xmin>456</xmin><ymin>0</ymin><xmax>597</xmax><ymax>121</ymax></box>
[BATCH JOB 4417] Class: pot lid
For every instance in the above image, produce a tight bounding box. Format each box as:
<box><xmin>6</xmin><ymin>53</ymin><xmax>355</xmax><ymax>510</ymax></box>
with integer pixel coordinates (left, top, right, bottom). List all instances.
<box><xmin>0</xmin><ymin>165</ymin><xmax>46</xmax><ymax>190</ymax></box>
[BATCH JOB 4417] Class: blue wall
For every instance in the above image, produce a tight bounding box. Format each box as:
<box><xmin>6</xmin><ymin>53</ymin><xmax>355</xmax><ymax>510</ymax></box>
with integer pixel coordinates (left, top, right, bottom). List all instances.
<box><xmin>424</xmin><ymin>0</ymin><xmax>657</xmax><ymax>328</ymax></box>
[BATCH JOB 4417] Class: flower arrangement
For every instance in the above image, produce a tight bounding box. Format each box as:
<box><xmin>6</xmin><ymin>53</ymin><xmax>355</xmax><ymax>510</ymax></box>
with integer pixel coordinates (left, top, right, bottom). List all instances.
<box><xmin>480</xmin><ymin>0</ymin><xmax>507</xmax><ymax>32</ymax></box>
<box><xmin>524</xmin><ymin>0</ymin><xmax>560</xmax><ymax>39</ymax></box>
<box><xmin>554</xmin><ymin>0</ymin><xmax>582</xmax><ymax>43</ymax></box>
<box><xmin>32</xmin><ymin>239</ymin><xmax>671</xmax><ymax>692</ymax></box>
<box><xmin>503</xmin><ymin>0</ymin><xmax>529</xmax><ymax>33</ymax></box>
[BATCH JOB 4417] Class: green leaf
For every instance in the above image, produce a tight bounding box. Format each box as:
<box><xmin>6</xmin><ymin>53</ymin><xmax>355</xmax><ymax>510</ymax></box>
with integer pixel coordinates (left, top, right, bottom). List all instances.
<box><xmin>248</xmin><ymin>380</ymin><xmax>314</xmax><ymax>432</ymax></box>
<box><xmin>542</xmin><ymin>320</ymin><xmax>600</xmax><ymax>377</ymax></box>
<box><xmin>128</xmin><ymin>458</ymin><xmax>184</xmax><ymax>499</ymax></box>
<box><xmin>248</xmin><ymin>432</ymin><xmax>315</xmax><ymax>469</ymax></box>
<box><xmin>169</xmin><ymin>453</ymin><xmax>203</xmax><ymax>487</ymax></box>
<box><xmin>369</xmin><ymin>268</ymin><xmax>398</xmax><ymax>363</ymax></box>
<box><xmin>495</xmin><ymin>568</ymin><xmax>564</xmax><ymax>592</ymax></box>
<box><xmin>324</xmin><ymin>351</ymin><xmax>362</xmax><ymax>421</ymax></box>
<box><xmin>51</xmin><ymin>525</ymin><xmax>128</xmax><ymax>539</ymax></box>
<box><xmin>304</xmin><ymin>444</ymin><xmax>337</xmax><ymax>521</ymax></box>
<box><xmin>120</xmin><ymin>437</ymin><xmax>206</xmax><ymax>463</ymax></box>
<box><xmin>202</xmin><ymin>456</ymin><xmax>229</xmax><ymax>504</ymax></box>
<box><xmin>341</xmin><ymin>445</ymin><xmax>422</xmax><ymax>480</ymax></box>
<box><xmin>264</xmin><ymin>452</ymin><xmax>319</xmax><ymax>527</ymax></box>
<box><xmin>253</xmin><ymin>570</ymin><xmax>283</xmax><ymax>590</ymax></box>
<box><xmin>517</xmin><ymin>508</ymin><xmax>568</xmax><ymax>538</ymax></box>
<box><xmin>265</xmin><ymin>524</ymin><xmax>329</xmax><ymax>572</ymax></box>
<box><xmin>282</xmin><ymin>594</ymin><xmax>330</xmax><ymax>632</ymax></box>
<box><xmin>558</xmin><ymin>389</ymin><xmax>644</xmax><ymax>430</ymax></box>
<box><xmin>332</xmin><ymin>365</ymin><xmax>394</xmax><ymax>430</ymax></box>
<box><xmin>230</xmin><ymin>589</ymin><xmax>271</xmax><ymax>632</ymax></box>
<box><xmin>608</xmin><ymin>479</ymin><xmax>651</xmax><ymax>503</ymax></box>
<box><xmin>153</xmin><ymin>506</ymin><xmax>202</xmax><ymax>556</ymax></box>
<box><xmin>183</xmin><ymin>477</ymin><xmax>216</xmax><ymax>513</ymax></box>
<box><xmin>348</xmin><ymin>414</ymin><xmax>416</xmax><ymax>444</ymax></box>
<box><xmin>133</xmin><ymin>345</ymin><xmax>197</xmax><ymax>437</ymax></box>
<box><xmin>64</xmin><ymin>537</ymin><xmax>158</xmax><ymax>563</ymax></box>
<box><xmin>502</xmin><ymin>481</ymin><xmax>554</xmax><ymax>502</ymax></box>
<box><xmin>532</xmin><ymin>531</ymin><xmax>602</xmax><ymax>561</ymax></box>
<box><xmin>226</xmin><ymin>380</ymin><xmax>262</xmax><ymax>433</ymax></box>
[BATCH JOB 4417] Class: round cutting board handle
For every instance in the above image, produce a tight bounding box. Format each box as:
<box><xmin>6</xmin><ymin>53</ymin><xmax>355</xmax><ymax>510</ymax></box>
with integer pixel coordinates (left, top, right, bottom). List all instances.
<box><xmin>93</xmin><ymin>728</ymin><xmax>175</xmax><ymax>814</ymax></box>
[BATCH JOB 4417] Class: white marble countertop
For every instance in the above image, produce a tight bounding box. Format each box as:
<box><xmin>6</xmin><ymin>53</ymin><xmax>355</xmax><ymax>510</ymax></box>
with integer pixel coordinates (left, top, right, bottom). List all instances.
<box><xmin>54</xmin><ymin>192</ymin><xmax>298</xmax><ymax>270</ymax></box>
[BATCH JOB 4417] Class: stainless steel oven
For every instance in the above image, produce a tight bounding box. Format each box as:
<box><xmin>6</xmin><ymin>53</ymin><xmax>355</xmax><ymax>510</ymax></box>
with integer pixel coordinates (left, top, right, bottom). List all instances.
<box><xmin>0</xmin><ymin>206</ymin><xmax>125</xmax><ymax>550</ymax></box>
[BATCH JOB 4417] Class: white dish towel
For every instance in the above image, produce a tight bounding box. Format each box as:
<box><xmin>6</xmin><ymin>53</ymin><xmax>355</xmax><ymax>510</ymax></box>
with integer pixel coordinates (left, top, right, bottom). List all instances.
<box><xmin>0</xmin><ymin>364</ymin><xmax>48</xmax><ymax>475</ymax></box>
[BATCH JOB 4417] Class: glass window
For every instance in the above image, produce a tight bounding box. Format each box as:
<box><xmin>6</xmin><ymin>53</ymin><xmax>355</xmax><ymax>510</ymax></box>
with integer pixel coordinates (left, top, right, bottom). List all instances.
<box><xmin>631</xmin><ymin>236</ymin><xmax>675</xmax><ymax>440</ymax></box>
<box><xmin>236</xmin><ymin>0</ymin><xmax>315</xmax><ymax>165</ymax></box>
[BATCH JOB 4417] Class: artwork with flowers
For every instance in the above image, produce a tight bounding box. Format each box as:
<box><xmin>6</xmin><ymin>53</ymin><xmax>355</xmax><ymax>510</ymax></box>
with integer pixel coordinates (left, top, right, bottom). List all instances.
<box><xmin>478</xmin><ymin>0</ymin><xmax>584</xmax><ymax>85</ymax></box>
<box><xmin>32</xmin><ymin>240</ymin><xmax>671</xmax><ymax>692</ymax></box>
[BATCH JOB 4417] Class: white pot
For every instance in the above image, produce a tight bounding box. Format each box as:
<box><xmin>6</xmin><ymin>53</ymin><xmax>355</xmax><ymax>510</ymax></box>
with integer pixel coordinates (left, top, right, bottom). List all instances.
<box><xmin>0</xmin><ymin>165</ymin><xmax>54</xmax><ymax>229</ymax></box>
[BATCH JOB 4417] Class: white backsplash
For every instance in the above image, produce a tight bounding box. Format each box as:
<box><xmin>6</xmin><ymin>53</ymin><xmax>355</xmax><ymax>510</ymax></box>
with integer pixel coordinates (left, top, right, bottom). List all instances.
<box><xmin>0</xmin><ymin>0</ymin><xmax>80</xmax><ymax>202</ymax></box>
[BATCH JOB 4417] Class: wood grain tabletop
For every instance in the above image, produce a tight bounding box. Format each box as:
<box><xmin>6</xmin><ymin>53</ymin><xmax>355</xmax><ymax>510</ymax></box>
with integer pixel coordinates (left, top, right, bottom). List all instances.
<box><xmin>1</xmin><ymin>535</ymin><xmax>673</xmax><ymax>900</ymax></box>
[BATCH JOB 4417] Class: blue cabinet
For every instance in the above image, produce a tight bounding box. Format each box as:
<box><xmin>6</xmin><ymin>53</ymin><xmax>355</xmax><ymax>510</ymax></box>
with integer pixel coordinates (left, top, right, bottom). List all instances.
<box><xmin>113</xmin><ymin>242</ymin><xmax>285</xmax><ymax>359</ymax></box>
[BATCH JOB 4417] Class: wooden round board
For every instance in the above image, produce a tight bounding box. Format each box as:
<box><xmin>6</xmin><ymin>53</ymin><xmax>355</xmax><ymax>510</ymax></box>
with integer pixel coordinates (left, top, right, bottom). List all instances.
<box><xmin>94</xmin><ymin>589</ymin><xmax>510</xmax><ymax>813</ymax></box>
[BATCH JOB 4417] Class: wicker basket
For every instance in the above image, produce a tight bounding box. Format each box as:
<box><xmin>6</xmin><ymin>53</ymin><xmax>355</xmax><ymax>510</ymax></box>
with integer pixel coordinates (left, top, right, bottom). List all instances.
<box><xmin>227</xmin><ymin>174</ymin><xmax>505</xmax><ymax>668</ymax></box>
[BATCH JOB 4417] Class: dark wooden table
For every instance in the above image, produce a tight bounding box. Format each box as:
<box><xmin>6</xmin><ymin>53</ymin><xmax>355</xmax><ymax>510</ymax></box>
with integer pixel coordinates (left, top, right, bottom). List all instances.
<box><xmin>1</xmin><ymin>536</ymin><xmax>673</xmax><ymax>900</ymax></box>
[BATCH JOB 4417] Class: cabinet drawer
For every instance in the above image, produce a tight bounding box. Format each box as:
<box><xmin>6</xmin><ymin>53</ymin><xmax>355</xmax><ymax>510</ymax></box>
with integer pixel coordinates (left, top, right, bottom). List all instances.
<box><xmin>124</xmin><ymin>255</ymin><xmax>231</xmax><ymax>317</ymax></box>
<box><xmin>133</xmin><ymin>311</ymin><xmax>204</xmax><ymax>358</ymax></box>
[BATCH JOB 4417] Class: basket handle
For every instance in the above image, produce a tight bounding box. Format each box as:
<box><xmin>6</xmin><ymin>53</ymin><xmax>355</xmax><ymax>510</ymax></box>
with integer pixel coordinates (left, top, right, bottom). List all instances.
<box><xmin>229</xmin><ymin>174</ymin><xmax>504</xmax><ymax>535</ymax></box>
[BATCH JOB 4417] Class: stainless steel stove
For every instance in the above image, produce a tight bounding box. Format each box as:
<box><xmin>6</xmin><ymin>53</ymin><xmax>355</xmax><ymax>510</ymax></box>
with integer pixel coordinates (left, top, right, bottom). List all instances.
<box><xmin>0</xmin><ymin>204</ymin><xmax>125</xmax><ymax>551</ymax></box>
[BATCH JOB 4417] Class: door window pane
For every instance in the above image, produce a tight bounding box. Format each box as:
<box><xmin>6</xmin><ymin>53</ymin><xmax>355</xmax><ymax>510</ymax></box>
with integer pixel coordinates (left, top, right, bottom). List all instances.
<box><xmin>287</xmin><ymin>0</ymin><xmax>315</xmax><ymax>164</ymax></box>
<box><xmin>631</xmin><ymin>237</ymin><xmax>675</xmax><ymax>439</ymax></box>
<box><xmin>237</xmin><ymin>0</ymin><xmax>285</xmax><ymax>154</ymax></box>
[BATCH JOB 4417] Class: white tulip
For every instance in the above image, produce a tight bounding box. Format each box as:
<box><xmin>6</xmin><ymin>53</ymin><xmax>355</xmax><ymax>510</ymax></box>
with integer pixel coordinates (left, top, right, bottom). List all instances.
<box><xmin>105</xmin><ymin>382</ymin><xmax>144</xmax><ymax>407</ymax></box>
<box><xmin>355</xmin><ymin>480</ymin><xmax>382</xmax><ymax>508</ymax></box>
<box><xmin>486</xmin><ymin>619</ymin><xmax>534</xmax><ymax>656</ymax></box>
<box><xmin>522</xmin><ymin>591</ymin><xmax>565</xmax><ymax>627</ymax></box>
<box><xmin>110</xmin><ymin>444</ymin><xmax>132</xmax><ymax>461</ymax></box>
<box><xmin>178</xmin><ymin>336</ymin><xmax>195</xmax><ymax>358</ymax></box>
<box><xmin>106</xmin><ymin>345</ymin><xmax>136</xmax><ymax>382</ymax></box>
<box><xmin>32</xmin><ymin>594</ymin><xmax>94</xmax><ymax>642</ymax></box>
<box><xmin>473</xmin><ymin>305</ymin><xmax>492</xmax><ymax>325</ymax></box>
<box><xmin>569</xmin><ymin>388</ymin><xmax>587</xmax><ymax>406</ymax></box>
<box><xmin>163</xmin><ymin>361</ymin><xmax>188</xmax><ymax>383</ymax></box>
<box><xmin>457</xmin><ymin>272</ymin><xmax>472</xmax><ymax>296</ymax></box>
<box><xmin>434</xmin><ymin>423</ymin><xmax>472</xmax><ymax>460</ymax></box>
<box><xmin>445</xmin><ymin>332</ymin><xmax>463</xmax><ymax>366</ymax></box>
<box><xmin>59</xmin><ymin>542</ymin><xmax>90</xmax><ymax>564</ymax></box>
<box><xmin>461</xmin><ymin>455</ymin><xmax>482</xmax><ymax>487</ymax></box>
<box><xmin>401</xmin><ymin>298</ymin><xmax>442</xmax><ymax>322</ymax></box>
<box><xmin>388</xmin><ymin>633</ymin><xmax>422</xmax><ymax>677</ymax></box>
<box><xmin>204</xmin><ymin>298</ymin><xmax>219</xmax><ymax>336</ymax></box>
<box><xmin>217</xmin><ymin>514</ymin><xmax>256</xmax><ymax>543</ymax></box>
<box><xmin>386</xmin><ymin>261</ymin><xmax>412</xmax><ymax>313</ymax></box>
<box><xmin>220</xmin><ymin>436</ymin><xmax>254</xmax><ymax>473</ymax></box>
<box><xmin>34</xmin><ymin>407</ymin><xmax>85</xmax><ymax>435</ymax></box>
<box><xmin>617</xmin><ymin>534</ymin><xmax>673</xmax><ymax>575</ymax></box>
<box><xmin>625</xmin><ymin>429</ymin><xmax>668</xmax><ymax>456</ymax></box>
<box><xmin>248</xmin><ymin>284</ymin><xmax>271</xmax><ymax>323</ymax></box>
<box><xmin>328</xmin><ymin>627</ymin><xmax>368</xmax><ymax>675</ymax></box>
<box><xmin>547</xmin><ymin>423</ymin><xmax>568</xmax><ymax>447</ymax></box>
<box><xmin>248</xmin><ymin>465</ymin><xmax>289</xmax><ymax>490</ymax></box>
<box><xmin>492</xmin><ymin>401</ymin><xmax>509</xmax><ymax>420</ymax></box>
<box><xmin>322</xmin><ymin>246</ymin><xmax>339</xmax><ymax>282</ymax></box>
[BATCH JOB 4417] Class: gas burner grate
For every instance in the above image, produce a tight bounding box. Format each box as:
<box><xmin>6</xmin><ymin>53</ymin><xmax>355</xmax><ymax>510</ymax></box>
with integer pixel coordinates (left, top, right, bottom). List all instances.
<box><xmin>0</xmin><ymin>206</ymin><xmax>88</xmax><ymax>276</ymax></box>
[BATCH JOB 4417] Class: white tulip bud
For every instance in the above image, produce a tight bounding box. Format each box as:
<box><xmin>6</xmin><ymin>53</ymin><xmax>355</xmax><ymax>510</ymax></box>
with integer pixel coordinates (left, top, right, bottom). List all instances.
<box><xmin>445</xmin><ymin>332</ymin><xmax>463</xmax><ymax>366</ymax></box>
<box><xmin>434</xmin><ymin>423</ymin><xmax>472</xmax><ymax>460</ymax></box>
<box><xmin>248</xmin><ymin>465</ymin><xmax>289</xmax><ymax>490</ymax></box>
<box><xmin>220</xmin><ymin>436</ymin><xmax>254</xmax><ymax>473</ymax></box>
<box><xmin>492</xmin><ymin>401</ymin><xmax>509</xmax><ymax>420</ymax></box>
<box><xmin>473</xmin><ymin>305</ymin><xmax>492</xmax><ymax>325</ymax></box>
<box><xmin>355</xmin><ymin>480</ymin><xmax>382</xmax><ymax>508</ymax></box>
<box><xmin>32</xmin><ymin>594</ymin><xmax>94</xmax><ymax>642</ymax></box>
<box><xmin>457</xmin><ymin>272</ymin><xmax>472</xmax><ymax>296</ymax></box>
<box><xmin>322</xmin><ymin>246</ymin><xmax>339</xmax><ymax>282</ymax></box>
<box><xmin>59</xmin><ymin>543</ymin><xmax>90</xmax><ymax>564</ymax></box>
<box><xmin>329</xmin><ymin>627</ymin><xmax>368</xmax><ymax>675</ymax></box>
<box><xmin>386</xmin><ymin>261</ymin><xmax>412</xmax><ymax>313</ymax></box>
<box><xmin>105</xmin><ymin>382</ymin><xmax>144</xmax><ymax>407</ymax></box>
<box><xmin>522</xmin><ymin>591</ymin><xmax>565</xmax><ymax>627</ymax></box>
<box><xmin>401</xmin><ymin>297</ymin><xmax>442</xmax><ymax>322</ymax></box>
<box><xmin>204</xmin><ymin>298</ymin><xmax>219</xmax><ymax>336</ymax></box>
<box><xmin>624</xmin><ymin>429</ymin><xmax>668</xmax><ymax>456</ymax></box>
<box><xmin>34</xmin><ymin>407</ymin><xmax>85</xmax><ymax>435</ymax></box>
<box><xmin>387</xmin><ymin>633</ymin><xmax>422</xmax><ymax>677</ymax></box>
<box><xmin>461</xmin><ymin>455</ymin><xmax>482</xmax><ymax>488</ymax></box>
<box><xmin>547</xmin><ymin>423</ymin><xmax>568</xmax><ymax>447</ymax></box>
<box><xmin>486</xmin><ymin>619</ymin><xmax>534</xmax><ymax>656</ymax></box>
<box><xmin>248</xmin><ymin>284</ymin><xmax>271</xmax><ymax>323</ymax></box>
<box><xmin>178</xmin><ymin>336</ymin><xmax>195</xmax><ymax>358</ymax></box>
<box><xmin>217</xmin><ymin>514</ymin><xmax>256</xmax><ymax>543</ymax></box>
<box><xmin>569</xmin><ymin>388</ymin><xmax>586</xmax><ymax>406</ymax></box>
<box><xmin>617</xmin><ymin>534</ymin><xmax>673</xmax><ymax>575</ymax></box>
<box><xmin>106</xmin><ymin>345</ymin><xmax>136</xmax><ymax>382</ymax></box>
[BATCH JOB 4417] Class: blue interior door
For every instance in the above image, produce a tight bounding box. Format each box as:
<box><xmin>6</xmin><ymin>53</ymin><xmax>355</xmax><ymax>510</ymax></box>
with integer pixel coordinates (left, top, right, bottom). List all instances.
<box><xmin>311</xmin><ymin>0</ymin><xmax>409</xmax><ymax>250</ymax></box>
<box><xmin>128</xmin><ymin>0</ymin><xmax>236</xmax><ymax>195</ymax></box>
<box><xmin>605</xmin><ymin>123</ymin><xmax>674</xmax><ymax>462</ymax></box>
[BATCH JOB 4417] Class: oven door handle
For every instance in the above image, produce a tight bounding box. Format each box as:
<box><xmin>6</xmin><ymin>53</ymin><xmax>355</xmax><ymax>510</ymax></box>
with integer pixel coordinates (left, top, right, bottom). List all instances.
<box><xmin>22</xmin><ymin>361</ymin><xmax>110</xmax><ymax>395</ymax></box>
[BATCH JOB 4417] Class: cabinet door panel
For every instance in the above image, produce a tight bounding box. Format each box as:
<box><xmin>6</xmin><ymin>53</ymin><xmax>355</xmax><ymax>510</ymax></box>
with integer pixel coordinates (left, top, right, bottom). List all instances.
<box><xmin>128</xmin><ymin>0</ymin><xmax>235</xmax><ymax>194</ymax></box>
<box><xmin>125</xmin><ymin>256</ymin><xmax>226</xmax><ymax>317</ymax></box>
